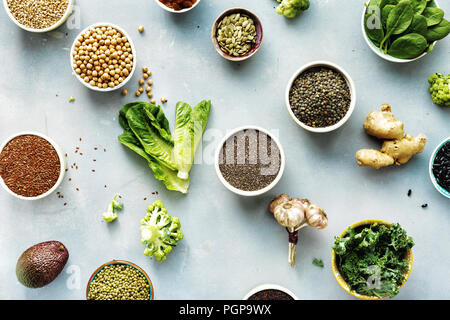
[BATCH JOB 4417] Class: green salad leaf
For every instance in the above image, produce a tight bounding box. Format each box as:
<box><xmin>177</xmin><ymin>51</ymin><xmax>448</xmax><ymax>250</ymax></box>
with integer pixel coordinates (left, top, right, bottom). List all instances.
<box><xmin>332</xmin><ymin>223</ymin><xmax>414</xmax><ymax>298</ymax></box>
<box><xmin>118</xmin><ymin>100</ymin><xmax>211</xmax><ymax>194</ymax></box>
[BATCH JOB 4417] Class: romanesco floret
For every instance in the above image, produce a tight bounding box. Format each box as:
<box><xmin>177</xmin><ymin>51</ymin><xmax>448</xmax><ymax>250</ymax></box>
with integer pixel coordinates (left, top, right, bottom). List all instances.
<box><xmin>140</xmin><ymin>200</ymin><xmax>183</xmax><ymax>262</ymax></box>
<box><xmin>276</xmin><ymin>0</ymin><xmax>310</xmax><ymax>18</ymax></box>
<box><xmin>103</xmin><ymin>194</ymin><xmax>124</xmax><ymax>222</ymax></box>
<box><xmin>428</xmin><ymin>73</ymin><xmax>450</xmax><ymax>107</ymax></box>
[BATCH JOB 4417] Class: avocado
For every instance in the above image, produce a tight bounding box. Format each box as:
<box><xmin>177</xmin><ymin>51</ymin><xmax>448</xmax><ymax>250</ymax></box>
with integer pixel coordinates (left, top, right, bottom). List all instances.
<box><xmin>16</xmin><ymin>241</ymin><xmax>69</xmax><ymax>288</ymax></box>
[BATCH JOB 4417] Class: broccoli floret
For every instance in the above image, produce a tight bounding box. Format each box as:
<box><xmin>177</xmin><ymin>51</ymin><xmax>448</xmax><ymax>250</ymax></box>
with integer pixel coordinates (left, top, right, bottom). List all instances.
<box><xmin>428</xmin><ymin>73</ymin><xmax>450</xmax><ymax>107</ymax></box>
<box><xmin>103</xmin><ymin>194</ymin><xmax>123</xmax><ymax>222</ymax></box>
<box><xmin>276</xmin><ymin>0</ymin><xmax>310</xmax><ymax>18</ymax></box>
<box><xmin>140</xmin><ymin>200</ymin><xmax>183</xmax><ymax>262</ymax></box>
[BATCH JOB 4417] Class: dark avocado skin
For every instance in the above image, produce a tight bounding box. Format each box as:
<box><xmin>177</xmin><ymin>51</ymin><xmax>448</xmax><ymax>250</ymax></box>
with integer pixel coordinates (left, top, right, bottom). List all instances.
<box><xmin>16</xmin><ymin>241</ymin><xmax>69</xmax><ymax>288</ymax></box>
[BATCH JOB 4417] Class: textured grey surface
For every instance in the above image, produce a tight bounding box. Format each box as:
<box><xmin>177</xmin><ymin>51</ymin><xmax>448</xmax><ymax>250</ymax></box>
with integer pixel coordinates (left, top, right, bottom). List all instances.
<box><xmin>0</xmin><ymin>0</ymin><xmax>449</xmax><ymax>300</ymax></box>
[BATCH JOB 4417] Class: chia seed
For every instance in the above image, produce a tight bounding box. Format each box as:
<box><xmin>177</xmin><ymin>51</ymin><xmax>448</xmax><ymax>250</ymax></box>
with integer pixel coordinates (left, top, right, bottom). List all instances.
<box><xmin>219</xmin><ymin>129</ymin><xmax>281</xmax><ymax>191</ymax></box>
<box><xmin>432</xmin><ymin>141</ymin><xmax>450</xmax><ymax>193</ymax></box>
<box><xmin>289</xmin><ymin>67</ymin><xmax>351</xmax><ymax>128</ymax></box>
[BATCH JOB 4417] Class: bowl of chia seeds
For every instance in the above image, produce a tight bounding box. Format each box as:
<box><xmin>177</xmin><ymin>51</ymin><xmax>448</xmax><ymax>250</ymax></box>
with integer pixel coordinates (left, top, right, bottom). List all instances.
<box><xmin>429</xmin><ymin>137</ymin><xmax>450</xmax><ymax>199</ymax></box>
<box><xmin>243</xmin><ymin>284</ymin><xmax>298</xmax><ymax>300</ymax></box>
<box><xmin>285</xmin><ymin>61</ymin><xmax>356</xmax><ymax>133</ymax></box>
<box><xmin>0</xmin><ymin>132</ymin><xmax>66</xmax><ymax>200</ymax></box>
<box><xmin>3</xmin><ymin>0</ymin><xmax>74</xmax><ymax>33</ymax></box>
<box><xmin>215</xmin><ymin>126</ymin><xmax>285</xmax><ymax>197</ymax></box>
<box><xmin>86</xmin><ymin>260</ymin><xmax>154</xmax><ymax>300</ymax></box>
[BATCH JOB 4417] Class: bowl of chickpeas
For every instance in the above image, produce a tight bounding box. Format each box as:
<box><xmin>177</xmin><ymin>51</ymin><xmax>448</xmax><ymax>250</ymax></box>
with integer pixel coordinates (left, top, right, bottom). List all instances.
<box><xmin>70</xmin><ymin>23</ymin><xmax>137</xmax><ymax>92</ymax></box>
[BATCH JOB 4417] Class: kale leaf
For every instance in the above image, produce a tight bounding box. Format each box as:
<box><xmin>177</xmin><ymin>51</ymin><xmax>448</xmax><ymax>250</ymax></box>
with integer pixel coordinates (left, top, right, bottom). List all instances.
<box><xmin>333</xmin><ymin>223</ymin><xmax>414</xmax><ymax>298</ymax></box>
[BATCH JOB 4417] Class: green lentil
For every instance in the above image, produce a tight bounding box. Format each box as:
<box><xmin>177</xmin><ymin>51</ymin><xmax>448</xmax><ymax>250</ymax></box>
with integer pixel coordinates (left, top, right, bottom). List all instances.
<box><xmin>87</xmin><ymin>264</ymin><xmax>150</xmax><ymax>300</ymax></box>
<box><xmin>289</xmin><ymin>67</ymin><xmax>351</xmax><ymax>128</ymax></box>
<box><xmin>216</xmin><ymin>13</ymin><xmax>256</xmax><ymax>57</ymax></box>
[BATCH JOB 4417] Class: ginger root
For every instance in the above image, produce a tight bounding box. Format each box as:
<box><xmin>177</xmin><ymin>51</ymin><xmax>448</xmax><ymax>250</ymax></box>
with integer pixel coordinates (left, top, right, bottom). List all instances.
<box><xmin>356</xmin><ymin>105</ymin><xmax>426</xmax><ymax>169</ymax></box>
<box><xmin>356</xmin><ymin>149</ymin><xmax>395</xmax><ymax>169</ymax></box>
<box><xmin>363</xmin><ymin>104</ymin><xmax>404</xmax><ymax>140</ymax></box>
<box><xmin>381</xmin><ymin>134</ymin><xmax>427</xmax><ymax>165</ymax></box>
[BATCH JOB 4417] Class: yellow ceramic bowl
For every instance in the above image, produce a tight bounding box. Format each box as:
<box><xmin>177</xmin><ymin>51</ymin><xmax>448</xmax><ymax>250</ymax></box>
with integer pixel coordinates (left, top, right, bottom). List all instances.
<box><xmin>331</xmin><ymin>219</ymin><xmax>413</xmax><ymax>300</ymax></box>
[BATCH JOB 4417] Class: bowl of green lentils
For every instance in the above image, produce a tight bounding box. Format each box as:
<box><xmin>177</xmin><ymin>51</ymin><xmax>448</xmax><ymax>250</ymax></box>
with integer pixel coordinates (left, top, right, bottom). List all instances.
<box><xmin>285</xmin><ymin>61</ymin><xmax>356</xmax><ymax>133</ymax></box>
<box><xmin>86</xmin><ymin>260</ymin><xmax>154</xmax><ymax>300</ymax></box>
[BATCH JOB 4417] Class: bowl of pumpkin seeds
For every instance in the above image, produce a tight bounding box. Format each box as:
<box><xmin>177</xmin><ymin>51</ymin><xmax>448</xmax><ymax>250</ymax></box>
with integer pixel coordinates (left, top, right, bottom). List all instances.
<box><xmin>211</xmin><ymin>8</ymin><xmax>263</xmax><ymax>61</ymax></box>
<box><xmin>86</xmin><ymin>260</ymin><xmax>154</xmax><ymax>300</ymax></box>
<box><xmin>3</xmin><ymin>0</ymin><xmax>74</xmax><ymax>33</ymax></box>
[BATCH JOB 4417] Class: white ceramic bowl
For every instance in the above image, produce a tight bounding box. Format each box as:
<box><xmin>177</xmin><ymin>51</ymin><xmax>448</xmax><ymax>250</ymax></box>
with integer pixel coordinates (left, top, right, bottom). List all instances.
<box><xmin>0</xmin><ymin>132</ymin><xmax>66</xmax><ymax>200</ymax></box>
<box><xmin>361</xmin><ymin>0</ymin><xmax>439</xmax><ymax>63</ymax></box>
<box><xmin>3</xmin><ymin>0</ymin><xmax>74</xmax><ymax>33</ymax></box>
<box><xmin>285</xmin><ymin>61</ymin><xmax>356</xmax><ymax>133</ymax></box>
<box><xmin>215</xmin><ymin>126</ymin><xmax>285</xmax><ymax>197</ymax></box>
<box><xmin>429</xmin><ymin>137</ymin><xmax>450</xmax><ymax>199</ymax></box>
<box><xmin>70</xmin><ymin>23</ymin><xmax>137</xmax><ymax>92</ymax></box>
<box><xmin>154</xmin><ymin>0</ymin><xmax>201</xmax><ymax>13</ymax></box>
<box><xmin>243</xmin><ymin>284</ymin><xmax>299</xmax><ymax>300</ymax></box>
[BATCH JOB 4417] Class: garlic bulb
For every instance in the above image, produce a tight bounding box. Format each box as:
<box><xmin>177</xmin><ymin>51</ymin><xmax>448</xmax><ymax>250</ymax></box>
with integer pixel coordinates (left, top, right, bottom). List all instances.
<box><xmin>269</xmin><ymin>194</ymin><xmax>328</xmax><ymax>267</ymax></box>
<box><xmin>273</xmin><ymin>201</ymin><xmax>306</xmax><ymax>230</ymax></box>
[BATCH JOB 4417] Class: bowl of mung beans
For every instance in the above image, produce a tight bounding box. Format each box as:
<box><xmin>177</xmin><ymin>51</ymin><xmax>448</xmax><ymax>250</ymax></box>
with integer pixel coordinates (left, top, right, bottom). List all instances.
<box><xmin>86</xmin><ymin>260</ymin><xmax>154</xmax><ymax>300</ymax></box>
<box><xmin>3</xmin><ymin>0</ymin><xmax>74</xmax><ymax>33</ymax></box>
<box><xmin>285</xmin><ymin>61</ymin><xmax>356</xmax><ymax>133</ymax></box>
<box><xmin>211</xmin><ymin>8</ymin><xmax>263</xmax><ymax>62</ymax></box>
<box><xmin>70</xmin><ymin>23</ymin><xmax>137</xmax><ymax>92</ymax></box>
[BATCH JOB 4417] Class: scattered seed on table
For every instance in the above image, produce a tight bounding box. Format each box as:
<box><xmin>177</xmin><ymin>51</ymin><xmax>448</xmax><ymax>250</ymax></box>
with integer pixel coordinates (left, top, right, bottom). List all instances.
<box><xmin>138</xmin><ymin>25</ymin><xmax>144</xmax><ymax>33</ymax></box>
<box><xmin>122</xmin><ymin>89</ymin><xmax>128</xmax><ymax>96</ymax></box>
<box><xmin>407</xmin><ymin>189</ymin><xmax>412</xmax><ymax>197</ymax></box>
<box><xmin>422</xmin><ymin>204</ymin><xmax>428</xmax><ymax>208</ymax></box>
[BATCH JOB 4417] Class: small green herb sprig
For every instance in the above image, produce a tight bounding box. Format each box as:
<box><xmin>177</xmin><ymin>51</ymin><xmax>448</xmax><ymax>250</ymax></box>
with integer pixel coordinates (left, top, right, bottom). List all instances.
<box><xmin>364</xmin><ymin>0</ymin><xmax>450</xmax><ymax>59</ymax></box>
<box><xmin>333</xmin><ymin>223</ymin><xmax>414</xmax><ymax>298</ymax></box>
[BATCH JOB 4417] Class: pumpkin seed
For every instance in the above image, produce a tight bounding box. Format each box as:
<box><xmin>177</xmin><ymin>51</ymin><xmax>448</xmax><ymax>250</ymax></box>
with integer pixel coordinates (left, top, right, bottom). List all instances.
<box><xmin>216</xmin><ymin>13</ymin><xmax>257</xmax><ymax>57</ymax></box>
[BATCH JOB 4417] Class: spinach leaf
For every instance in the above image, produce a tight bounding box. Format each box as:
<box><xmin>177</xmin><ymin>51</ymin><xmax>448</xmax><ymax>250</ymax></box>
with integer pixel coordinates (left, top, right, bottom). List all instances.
<box><xmin>388</xmin><ymin>33</ymin><xmax>428</xmax><ymax>58</ymax></box>
<box><xmin>424</xmin><ymin>18</ymin><xmax>450</xmax><ymax>41</ymax></box>
<box><xmin>382</xmin><ymin>5</ymin><xmax>396</xmax><ymax>28</ymax></box>
<box><xmin>422</xmin><ymin>7</ymin><xmax>444</xmax><ymax>26</ymax></box>
<box><xmin>410</xmin><ymin>0</ymin><xmax>426</xmax><ymax>14</ymax></box>
<box><xmin>406</xmin><ymin>14</ymin><xmax>428</xmax><ymax>36</ymax></box>
<box><xmin>365</xmin><ymin>12</ymin><xmax>385</xmax><ymax>44</ymax></box>
<box><xmin>380</xmin><ymin>0</ymin><xmax>398</xmax><ymax>8</ymax></box>
<box><xmin>380</xmin><ymin>0</ymin><xmax>414</xmax><ymax>49</ymax></box>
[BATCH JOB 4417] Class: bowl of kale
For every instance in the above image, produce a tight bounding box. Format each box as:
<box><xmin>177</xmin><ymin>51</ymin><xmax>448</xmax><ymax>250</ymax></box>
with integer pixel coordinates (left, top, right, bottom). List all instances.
<box><xmin>331</xmin><ymin>220</ymin><xmax>414</xmax><ymax>299</ymax></box>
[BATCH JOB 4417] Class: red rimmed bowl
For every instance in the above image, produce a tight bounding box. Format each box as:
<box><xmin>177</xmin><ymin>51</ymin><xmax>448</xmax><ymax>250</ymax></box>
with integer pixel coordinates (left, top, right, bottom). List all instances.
<box><xmin>211</xmin><ymin>8</ymin><xmax>263</xmax><ymax>62</ymax></box>
<box><xmin>86</xmin><ymin>260</ymin><xmax>154</xmax><ymax>300</ymax></box>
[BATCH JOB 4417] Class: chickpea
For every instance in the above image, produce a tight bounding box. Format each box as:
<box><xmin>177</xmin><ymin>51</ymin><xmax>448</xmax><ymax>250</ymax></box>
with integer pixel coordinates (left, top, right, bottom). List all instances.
<box><xmin>138</xmin><ymin>26</ymin><xmax>144</xmax><ymax>33</ymax></box>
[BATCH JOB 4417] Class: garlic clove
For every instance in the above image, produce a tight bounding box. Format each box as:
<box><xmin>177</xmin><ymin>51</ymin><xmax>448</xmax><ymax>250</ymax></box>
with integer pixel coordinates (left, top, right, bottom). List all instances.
<box><xmin>305</xmin><ymin>204</ymin><xmax>328</xmax><ymax>229</ymax></box>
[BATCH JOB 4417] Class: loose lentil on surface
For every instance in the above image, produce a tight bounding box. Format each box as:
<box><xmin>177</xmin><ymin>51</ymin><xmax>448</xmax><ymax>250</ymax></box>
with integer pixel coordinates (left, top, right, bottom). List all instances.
<box><xmin>6</xmin><ymin>0</ymin><xmax>69</xmax><ymax>30</ymax></box>
<box><xmin>88</xmin><ymin>264</ymin><xmax>150</xmax><ymax>300</ymax></box>
<box><xmin>0</xmin><ymin>135</ymin><xmax>61</xmax><ymax>197</ymax></box>
<box><xmin>216</xmin><ymin>13</ymin><xmax>257</xmax><ymax>57</ymax></box>
<box><xmin>219</xmin><ymin>130</ymin><xmax>281</xmax><ymax>191</ymax></box>
<box><xmin>247</xmin><ymin>289</ymin><xmax>294</xmax><ymax>301</ymax></box>
<box><xmin>432</xmin><ymin>141</ymin><xmax>450</xmax><ymax>193</ymax></box>
<box><xmin>289</xmin><ymin>67</ymin><xmax>351</xmax><ymax>128</ymax></box>
<box><xmin>72</xmin><ymin>25</ymin><xmax>134</xmax><ymax>90</ymax></box>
